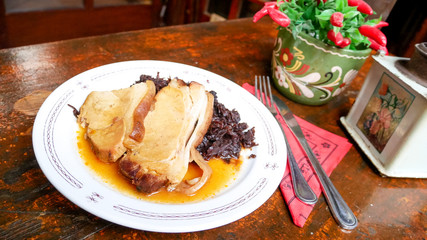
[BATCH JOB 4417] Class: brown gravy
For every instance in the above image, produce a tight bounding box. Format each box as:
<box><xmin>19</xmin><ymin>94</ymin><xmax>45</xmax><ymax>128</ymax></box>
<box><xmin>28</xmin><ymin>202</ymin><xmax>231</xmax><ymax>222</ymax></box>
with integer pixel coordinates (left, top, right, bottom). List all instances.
<box><xmin>77</xmin><ymin>128</ymin><xmax>242</xmax><ymax>203</ymax></box>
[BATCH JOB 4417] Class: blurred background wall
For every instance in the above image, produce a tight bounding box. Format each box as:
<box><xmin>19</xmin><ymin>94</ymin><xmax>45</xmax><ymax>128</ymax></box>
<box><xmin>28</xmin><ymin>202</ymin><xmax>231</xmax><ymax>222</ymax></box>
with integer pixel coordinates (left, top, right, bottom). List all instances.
<box><xmin>1</xmin><ymin>0</ymin><xmax>426</xmax><ymax>57</ymax></box>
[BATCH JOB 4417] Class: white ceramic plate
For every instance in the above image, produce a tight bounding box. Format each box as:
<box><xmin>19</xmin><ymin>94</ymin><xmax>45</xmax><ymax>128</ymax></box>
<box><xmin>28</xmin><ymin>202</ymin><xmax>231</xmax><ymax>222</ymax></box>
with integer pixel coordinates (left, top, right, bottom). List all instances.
<box><xmin>32</xmin><ymin>60</ymin><xmax>287</xmax><ymax>233</ymax></box>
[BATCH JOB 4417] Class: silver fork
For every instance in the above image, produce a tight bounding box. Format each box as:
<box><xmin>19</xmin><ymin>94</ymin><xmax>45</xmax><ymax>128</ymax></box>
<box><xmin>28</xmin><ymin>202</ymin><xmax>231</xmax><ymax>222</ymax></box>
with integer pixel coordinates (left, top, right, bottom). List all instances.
<box><xmin>255</xmin><ymin>75</ymin><xmax>317</xmax><ymax>204</ymax></box>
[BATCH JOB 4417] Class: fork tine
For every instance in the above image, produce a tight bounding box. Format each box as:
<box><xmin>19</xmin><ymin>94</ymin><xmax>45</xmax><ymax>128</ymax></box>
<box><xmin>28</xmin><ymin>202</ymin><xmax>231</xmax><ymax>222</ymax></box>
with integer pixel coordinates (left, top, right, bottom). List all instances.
<box><xmin>261</xmin><ymin>76</ymin><xmax>268</xmax><ymax>106</ymax></box>
<box><xmin>255</xmin><ymin>75</ymin><xmax>274</xmax><ymax>110</ymax></box>
<box><xmin>256</xmin><ymin>75</ymin><xmax>265</xmax><ymax>105</ymax></box>
<box><xmin>255</xmin><ymin>76</ymin><xmax>259</xmax><ymax>100</ymax></box>
<box><xmin>266</xmin><ymin>76</ymin><xmax>274</xmax><ymax>108</ymax></box>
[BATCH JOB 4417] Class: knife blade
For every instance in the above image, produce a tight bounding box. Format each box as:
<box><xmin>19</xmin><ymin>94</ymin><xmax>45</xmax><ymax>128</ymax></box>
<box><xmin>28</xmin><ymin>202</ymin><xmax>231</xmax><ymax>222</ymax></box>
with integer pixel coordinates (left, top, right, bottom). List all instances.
<box><xmin>273</xmin><ymin>95</ymin><xmax>358</xmax><ymax>230</ymax></box>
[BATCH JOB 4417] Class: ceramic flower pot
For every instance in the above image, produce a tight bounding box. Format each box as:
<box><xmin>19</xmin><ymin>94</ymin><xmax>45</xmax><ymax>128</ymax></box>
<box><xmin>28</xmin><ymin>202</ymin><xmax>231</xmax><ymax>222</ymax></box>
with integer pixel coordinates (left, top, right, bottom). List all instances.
<box><xmin>272</xmin><ymin>28</ymin><xmax>372</xmax><ymax>105</ymax></box>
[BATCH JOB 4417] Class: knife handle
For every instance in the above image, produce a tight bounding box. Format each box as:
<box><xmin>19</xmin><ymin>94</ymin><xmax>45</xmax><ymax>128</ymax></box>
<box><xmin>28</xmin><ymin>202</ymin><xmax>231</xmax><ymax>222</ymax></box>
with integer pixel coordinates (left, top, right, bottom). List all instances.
<box><xmin>301</xmin><ymin>140</ymin><xmax>358</xmax><ymax>229</ymax></box>
<box><xmin>284</xmin><ymin>138</ymin><xmax>317</xmax><ymax>205</ymax></box>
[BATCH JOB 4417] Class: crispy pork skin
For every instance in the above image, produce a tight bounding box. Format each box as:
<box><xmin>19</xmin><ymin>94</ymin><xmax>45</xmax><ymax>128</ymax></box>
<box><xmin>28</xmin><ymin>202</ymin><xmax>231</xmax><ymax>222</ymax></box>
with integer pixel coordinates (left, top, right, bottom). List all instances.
<box><xmin>119</xmin><ymin>79</ymin><xmax>213</xmax><ymax>193</ymax></box>
<box><xmin>77</xmin><ymin>81</ymin><xmax>156</xmax><ymax>162</ymax></box>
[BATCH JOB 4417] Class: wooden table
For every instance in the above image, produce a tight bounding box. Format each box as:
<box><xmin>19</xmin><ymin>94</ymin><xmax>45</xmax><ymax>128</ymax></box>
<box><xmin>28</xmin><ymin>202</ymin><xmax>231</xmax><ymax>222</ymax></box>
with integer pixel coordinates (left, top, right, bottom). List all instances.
<box><xmin>1</xmin><ymin>18</ymin><xmax>426</xmax><ymax>239</ymax></box>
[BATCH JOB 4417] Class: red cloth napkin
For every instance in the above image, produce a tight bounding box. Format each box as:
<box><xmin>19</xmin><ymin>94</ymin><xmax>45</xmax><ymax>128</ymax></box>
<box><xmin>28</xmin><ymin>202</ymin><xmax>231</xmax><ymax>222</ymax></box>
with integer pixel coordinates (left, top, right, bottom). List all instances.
<box><xmin>242</xmin><ymin>83</ymin><xmax>352</xmax><ymax>227</ymax></box>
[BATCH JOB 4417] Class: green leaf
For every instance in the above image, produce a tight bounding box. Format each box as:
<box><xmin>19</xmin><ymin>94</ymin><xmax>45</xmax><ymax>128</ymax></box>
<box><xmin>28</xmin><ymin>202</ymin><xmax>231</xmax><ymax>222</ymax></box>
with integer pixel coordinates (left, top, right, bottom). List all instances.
<box><xmin>333</xmin><ymin>26</ymin><xmax>341</xmax><ymax>33</ymax></box>
<box><xmin>345</xmin><ymin>18</ymin><xmax>360</xmax><ymax>28</ymax></box>
<box><xmin>318</xmin><ymin>19</ymin><xmax>329</xmax><ymax>29</ymax></box>
<box><xmin>342</xmin><ymin>6</ymin><xmax>358</xmax><ymax>13</ymax></box>
<box><xmin>302</xmin><ymin>4</ymin><xmax>315</xmax><ymax>20</ymax></box>
<box><xmin>345</xmin><ymin>27</ymin><xmax>358</xmax><ymax>33</ymax></box>
<box><xmin>292</xmin><ymin>27</ymin><xmax>301</xmax><ymax>39</ymax></box>
<box><xmin>314</xmin><ymin>7</ymin><xmax>321</xmax><ymax>16</ymax></box>
<box><xmin>344</xmin><ymin>10</ymin><xmax>360</xmax><ymax>19</ymax></box>
<box><xmin>296</xmin><ymin>23</ymin><xmax>303</xmax><ymax>33</ymax></box>
<box><xmin>335</xmin><ymin>0</ymin><xmax>345</xmax><ymax>12</ymax></box>
<box><xmin>365</xmin><ymin>18</ymin><xmax>381</xmax><ymax>26</ymax></box>
<box><xmin>324</xmin><ymin>0</ymin><xmax>335</xmax><ymax>9</ymax></box>
<box><xmin>351</xmin><ymin>31</ymin><xmax>366</xmax><ymax>43</ymax></box>
<box><xmin>301</xmin><ymin>20</ymin><xmax>315</xmax><ymax>32</ymax></box>
<box><xmin>315</xmin><ymin>9</ymin><xmax>335</xmax><ymax>21</ymax></box>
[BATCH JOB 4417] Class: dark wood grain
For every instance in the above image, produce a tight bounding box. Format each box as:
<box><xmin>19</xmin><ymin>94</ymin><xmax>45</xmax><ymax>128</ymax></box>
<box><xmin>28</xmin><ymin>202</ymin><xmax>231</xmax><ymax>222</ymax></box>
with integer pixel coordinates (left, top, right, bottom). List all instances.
<box><xmin>0</xmin><ymin>17</ymin><xmax>426</xmax><ymax>239</ymax></box>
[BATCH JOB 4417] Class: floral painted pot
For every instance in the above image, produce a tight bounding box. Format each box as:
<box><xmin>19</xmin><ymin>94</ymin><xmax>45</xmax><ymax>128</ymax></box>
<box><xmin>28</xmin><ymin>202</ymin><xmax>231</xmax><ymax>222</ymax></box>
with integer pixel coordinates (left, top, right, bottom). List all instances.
<box><xmin>272</xmin><ymin>28</ymin><xmax>372</xmax><ymax>105</ymax></box>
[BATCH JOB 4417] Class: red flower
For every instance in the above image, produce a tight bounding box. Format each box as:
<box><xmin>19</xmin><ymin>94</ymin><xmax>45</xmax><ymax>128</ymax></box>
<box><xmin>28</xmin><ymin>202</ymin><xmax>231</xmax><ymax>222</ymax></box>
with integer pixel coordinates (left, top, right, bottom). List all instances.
<box><xmin>378</xmin><ymin>82</ymin><xmax>388</xmax><ymax>96</ymax></box>
<box><xmin>280</xmin><ymin>48</ymin><xmax>294</xmax><ymax>66</ymax></box>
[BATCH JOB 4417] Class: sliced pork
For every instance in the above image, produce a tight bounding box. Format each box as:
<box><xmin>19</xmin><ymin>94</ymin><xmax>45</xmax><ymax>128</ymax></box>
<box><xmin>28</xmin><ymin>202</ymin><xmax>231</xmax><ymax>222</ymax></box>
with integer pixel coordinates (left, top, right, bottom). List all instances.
<box><xmin>77</xmin><ymin>81</ymin><xmax>156</xmax><ymax>162</ymax></box>
<box><xmin>119</xmin><ymin>79</ymin><xmax>214</xmax><ymax>193</ymax></box>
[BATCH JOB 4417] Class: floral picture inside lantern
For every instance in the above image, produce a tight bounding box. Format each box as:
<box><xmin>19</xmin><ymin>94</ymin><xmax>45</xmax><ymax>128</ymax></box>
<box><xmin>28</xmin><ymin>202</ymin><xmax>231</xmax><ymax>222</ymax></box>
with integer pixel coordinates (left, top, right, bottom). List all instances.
<box><xmin>356</xmin><ymin>73</ymin><xmax>414</xmax><ymax>152</ymax></box>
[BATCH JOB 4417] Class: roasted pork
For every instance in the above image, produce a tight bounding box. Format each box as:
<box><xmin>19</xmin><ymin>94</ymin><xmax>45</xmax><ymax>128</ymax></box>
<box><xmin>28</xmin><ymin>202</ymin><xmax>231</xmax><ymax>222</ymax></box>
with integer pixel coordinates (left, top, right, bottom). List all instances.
<box><xmin>77</xmin><ymin>81</ymin><xmax>156</xmax><ymax>162</ymax></box>
<box><xmin>119</xmin><ymin>79</ymin><xmax>213</xmax><ymax>193</ymax></box>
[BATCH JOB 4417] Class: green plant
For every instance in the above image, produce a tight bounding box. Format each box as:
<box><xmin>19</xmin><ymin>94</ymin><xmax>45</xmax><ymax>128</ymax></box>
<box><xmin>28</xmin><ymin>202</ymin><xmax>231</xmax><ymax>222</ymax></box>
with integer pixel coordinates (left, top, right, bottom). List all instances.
<box><xmin>253</xmin><ymin>0</ymin><xmax>388</xmax><ymax>53</ymax></box>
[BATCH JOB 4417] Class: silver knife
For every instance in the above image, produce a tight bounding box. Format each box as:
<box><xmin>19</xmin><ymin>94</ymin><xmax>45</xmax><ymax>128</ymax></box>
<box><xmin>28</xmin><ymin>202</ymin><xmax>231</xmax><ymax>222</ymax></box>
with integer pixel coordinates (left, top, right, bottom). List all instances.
<box><xmin>273</xmin><ymin>95</ymin><xmax>358</xmax><ymax>230</ymax></box>
<box><xmin>281</xmin><ymin>120</ymin><xmax>318</xmax><ymax>204</ymax></box>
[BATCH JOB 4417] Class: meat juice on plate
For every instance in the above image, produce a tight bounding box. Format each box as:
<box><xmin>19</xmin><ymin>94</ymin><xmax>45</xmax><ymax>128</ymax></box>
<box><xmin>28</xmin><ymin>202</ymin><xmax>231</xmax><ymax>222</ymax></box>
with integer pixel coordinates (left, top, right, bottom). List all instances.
<box><xmin>77</xmin><ymin>127</ymin><xmax>243</xmax><ymax>203</ymax></box>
